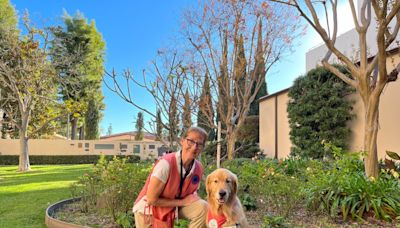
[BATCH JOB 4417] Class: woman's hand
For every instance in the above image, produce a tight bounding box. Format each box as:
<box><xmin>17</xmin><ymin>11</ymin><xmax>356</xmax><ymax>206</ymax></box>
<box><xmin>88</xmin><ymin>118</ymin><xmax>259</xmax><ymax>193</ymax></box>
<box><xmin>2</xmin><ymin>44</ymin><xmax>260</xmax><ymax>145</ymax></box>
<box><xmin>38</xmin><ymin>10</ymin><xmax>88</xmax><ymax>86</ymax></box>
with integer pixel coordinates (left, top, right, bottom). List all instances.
<box><xmin>181</xmin><ymin>193</ymin><xmax>200</xmax><ymax>206</ymax></box>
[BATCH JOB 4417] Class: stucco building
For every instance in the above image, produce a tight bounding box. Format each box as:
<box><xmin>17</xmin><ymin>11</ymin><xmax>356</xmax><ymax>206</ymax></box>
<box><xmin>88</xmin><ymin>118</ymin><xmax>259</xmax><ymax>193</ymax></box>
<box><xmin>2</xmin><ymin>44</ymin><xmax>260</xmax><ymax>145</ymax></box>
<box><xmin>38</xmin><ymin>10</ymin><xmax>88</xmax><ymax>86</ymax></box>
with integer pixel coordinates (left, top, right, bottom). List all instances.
<box><xmin>259</xmin><ymin>2</ymin><xmax>400</xmax><ymax>160</ymax></box>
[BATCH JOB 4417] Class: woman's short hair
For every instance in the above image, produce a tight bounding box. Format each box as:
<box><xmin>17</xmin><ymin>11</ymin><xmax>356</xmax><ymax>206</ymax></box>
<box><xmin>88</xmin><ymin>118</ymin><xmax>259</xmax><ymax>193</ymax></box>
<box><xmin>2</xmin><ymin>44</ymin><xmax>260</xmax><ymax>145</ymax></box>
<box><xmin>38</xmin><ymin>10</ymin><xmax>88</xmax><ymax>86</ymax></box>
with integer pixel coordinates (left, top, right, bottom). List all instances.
<box><xmin>182</xmin><ymin>126</ymin><xmax>208</xmax><ymax>143</ymax></box>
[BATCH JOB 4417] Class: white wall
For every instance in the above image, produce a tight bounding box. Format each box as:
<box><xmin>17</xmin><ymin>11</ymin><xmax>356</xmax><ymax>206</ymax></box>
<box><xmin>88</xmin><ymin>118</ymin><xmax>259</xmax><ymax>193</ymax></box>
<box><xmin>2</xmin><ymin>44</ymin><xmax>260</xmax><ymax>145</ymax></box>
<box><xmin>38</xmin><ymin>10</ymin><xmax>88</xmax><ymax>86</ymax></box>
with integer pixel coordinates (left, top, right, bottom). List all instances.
<box><xmin>306</xmin><ymin>1</ymin><xmax>400</xmax><ymax>72</ymax></box>
<box><xmin>0</xmin><ymin>139</ymin><xmax>166</xmax><ymax>160</ymax></box>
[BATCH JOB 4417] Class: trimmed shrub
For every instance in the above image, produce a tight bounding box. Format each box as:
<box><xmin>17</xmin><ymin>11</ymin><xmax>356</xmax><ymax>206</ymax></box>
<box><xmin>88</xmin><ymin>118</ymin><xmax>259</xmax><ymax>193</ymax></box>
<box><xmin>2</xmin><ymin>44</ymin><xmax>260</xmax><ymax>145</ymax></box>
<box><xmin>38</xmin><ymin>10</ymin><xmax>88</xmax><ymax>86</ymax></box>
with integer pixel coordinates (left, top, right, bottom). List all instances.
<box><xmin>0</xmin><ymin>155</ymin><xmax>140</xmax><ymax>165</ymax></box>
<box><xmin>287</xmin><ymin>65</ymin><xmax>354</xmax><ymax>159</ymax></box>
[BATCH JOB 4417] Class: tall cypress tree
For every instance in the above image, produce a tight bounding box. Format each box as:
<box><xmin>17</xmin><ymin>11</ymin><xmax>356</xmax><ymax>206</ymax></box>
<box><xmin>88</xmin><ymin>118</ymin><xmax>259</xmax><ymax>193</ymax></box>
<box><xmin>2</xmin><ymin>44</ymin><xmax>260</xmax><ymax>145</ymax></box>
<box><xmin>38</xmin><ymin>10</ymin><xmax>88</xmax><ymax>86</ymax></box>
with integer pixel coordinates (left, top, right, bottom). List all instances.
<box><xmin>155</xmin><ymin>109</ymin><xmax>163</xmax><ymax>141</ymax></box>
<box><xmin>107</xmin><ymin>123</ymin><xmax>112</xmax><ymax>136</ymax></box>
<box><xmin>249</xmin><ymin>20</ymin><xmax>267</xmax><ymax>116</ymax></box>
<box><xmin>83</xmin><ymin>19</ymin><xmax>105</xmax><ymax>139</ymax></box>
<box><xmin>216</xmin><ymin>31</ymin><xmax>228</xmax><ymax>139</ymax></box>
<box><xmin>198</xmin><ymin>74</ymin><xmax>214</xmax><ymax>140</ymax></box>
<box><xmin>51</xmin><ymin>11</ymin><xmax>105</xmax><ymax>139</ymax></box>
<box><xmin>84</xmin><ymin>96</ymin><xmax>100</xmax><ymax>139</ymax></box>
<box><xmin>168</xmin><ymin>96</ymin><xmax>179</xmax><ymax>147</ymax></box>
<box><xmin>182</xmin><ymin>89</ymin><xmax>192</xmax><ymax>134</ymax></box>
<box><xmin>135</xmin><ymin>112</ymin><xmax>144</xmax><ymax>140</ymax></box>
<box><xmin>234</xmin><ymin>34</ymin><xmax>247</xmax><ymax>108</ymax></box>
<box><xmin>249</xmin><ymin>82</ymin><xmax>267</xmax><ymax>116</ymax></box>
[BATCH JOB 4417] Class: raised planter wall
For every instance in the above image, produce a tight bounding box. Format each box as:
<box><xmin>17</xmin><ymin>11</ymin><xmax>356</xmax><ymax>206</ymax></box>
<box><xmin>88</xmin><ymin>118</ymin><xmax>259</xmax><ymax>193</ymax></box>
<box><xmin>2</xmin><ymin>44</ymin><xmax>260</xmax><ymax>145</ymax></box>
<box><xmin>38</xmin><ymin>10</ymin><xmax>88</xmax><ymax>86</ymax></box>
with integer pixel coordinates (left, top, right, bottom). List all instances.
<box><xmin>45</xmin><ymin>198</ymin><xmax>88</xmax><ymax>228</ymax></box>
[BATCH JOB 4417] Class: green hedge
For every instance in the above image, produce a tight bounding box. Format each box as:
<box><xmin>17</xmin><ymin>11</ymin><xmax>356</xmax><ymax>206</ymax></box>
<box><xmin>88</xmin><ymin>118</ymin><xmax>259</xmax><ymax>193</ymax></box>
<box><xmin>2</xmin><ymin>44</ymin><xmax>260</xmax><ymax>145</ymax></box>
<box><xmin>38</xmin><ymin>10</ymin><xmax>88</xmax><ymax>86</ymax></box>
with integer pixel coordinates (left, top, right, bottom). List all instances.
<box><xmin>0</xmin><ymin>155</ymin><xmax>141</xmax><ymax>165</ymax></box>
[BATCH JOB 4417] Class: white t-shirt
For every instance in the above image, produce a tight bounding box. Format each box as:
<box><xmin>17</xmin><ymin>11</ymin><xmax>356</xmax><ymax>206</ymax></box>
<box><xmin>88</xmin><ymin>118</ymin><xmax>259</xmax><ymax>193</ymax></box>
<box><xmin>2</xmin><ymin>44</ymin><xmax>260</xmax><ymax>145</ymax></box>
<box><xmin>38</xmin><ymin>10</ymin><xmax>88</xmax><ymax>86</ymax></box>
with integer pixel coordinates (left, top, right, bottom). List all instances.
<box><xmin>132</xmin><ymin>151</ymin><xmax>197</xmax><ymax>214</ymax></box>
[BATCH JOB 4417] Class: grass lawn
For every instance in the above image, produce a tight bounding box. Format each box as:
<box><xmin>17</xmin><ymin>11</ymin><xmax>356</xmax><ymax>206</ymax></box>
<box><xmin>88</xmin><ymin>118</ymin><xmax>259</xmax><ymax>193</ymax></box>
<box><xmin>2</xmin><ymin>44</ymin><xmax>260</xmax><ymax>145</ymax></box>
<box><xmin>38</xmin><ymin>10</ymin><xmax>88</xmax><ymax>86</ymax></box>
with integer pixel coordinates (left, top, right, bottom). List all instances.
<box><xmin>0</xmin><ymin>164</ymin><xmax>92</xmax><ymax>228</ymax></box>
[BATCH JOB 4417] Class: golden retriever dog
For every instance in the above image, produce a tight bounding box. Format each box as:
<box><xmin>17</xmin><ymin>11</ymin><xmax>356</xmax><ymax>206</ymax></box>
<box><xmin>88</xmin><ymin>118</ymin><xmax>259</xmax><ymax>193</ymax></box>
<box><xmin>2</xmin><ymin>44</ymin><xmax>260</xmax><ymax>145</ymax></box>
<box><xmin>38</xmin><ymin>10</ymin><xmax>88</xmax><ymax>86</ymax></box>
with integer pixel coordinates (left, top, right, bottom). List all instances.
<box><xmin>206</xmin><ymin>168</ymin><xmax>249</xmax><ymax>228</ymax></box>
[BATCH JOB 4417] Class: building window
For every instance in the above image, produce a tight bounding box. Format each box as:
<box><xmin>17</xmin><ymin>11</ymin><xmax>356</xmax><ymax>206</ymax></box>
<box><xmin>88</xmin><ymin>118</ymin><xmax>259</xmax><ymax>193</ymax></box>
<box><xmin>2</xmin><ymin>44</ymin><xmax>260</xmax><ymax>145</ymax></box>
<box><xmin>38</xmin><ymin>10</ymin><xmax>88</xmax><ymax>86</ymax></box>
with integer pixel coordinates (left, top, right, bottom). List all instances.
<box><xmin>94</xmin><ymin>144</ymin><xmax>114</xmax><ymax>150</ymax></box>
<box><xmin>149</xmin><ymin>145</ymin><xmax>155</xmax><ymax>149</ymax></box>
<box><xmin>120</xmin><ymin>144</ymin><xmax>128</xmax><ymax>153</ymax></box>
<box><xmin>133</xmin><ymin>145</ymin><xmax>141</xmax><ymax>154</ymax></box>
<box><xmin>120</xmin><ymin>144</ymin><xmax>128</xmax><ymax>149</ymax></box>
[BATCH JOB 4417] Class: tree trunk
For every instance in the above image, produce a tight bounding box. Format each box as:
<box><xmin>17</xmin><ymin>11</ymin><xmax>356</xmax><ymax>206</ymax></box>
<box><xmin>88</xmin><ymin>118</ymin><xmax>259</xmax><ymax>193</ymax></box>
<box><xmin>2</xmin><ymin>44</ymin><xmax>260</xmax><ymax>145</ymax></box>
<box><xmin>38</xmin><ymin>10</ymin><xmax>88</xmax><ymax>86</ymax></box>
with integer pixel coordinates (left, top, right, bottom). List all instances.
<box><xmin>226</xmin><ymin>132</ymin><xmax>236</xmax><ymax>160</ymax></box>
<box><xmin>79</xmin><ymin>126</ymin><xmax>84</xmax><ymax>140</ymax></box>
<box><xmin>71</xmin><ymin>117</ymin><xmax>78</xmax><ymax>140</ymax></box>
<box><xmin>18</xmin><ymin>119</ymin><xmax>30</xmax><ymax>172</ymax></box>
<box><xmin>0</xmin><ymin>110</ymin><xmax>3</xmax><ymax>139</ymax></box>
<box><xmin>363</xmin><ymin>96</ymin><xmax>380</xmax><ymax>178</ymax></box>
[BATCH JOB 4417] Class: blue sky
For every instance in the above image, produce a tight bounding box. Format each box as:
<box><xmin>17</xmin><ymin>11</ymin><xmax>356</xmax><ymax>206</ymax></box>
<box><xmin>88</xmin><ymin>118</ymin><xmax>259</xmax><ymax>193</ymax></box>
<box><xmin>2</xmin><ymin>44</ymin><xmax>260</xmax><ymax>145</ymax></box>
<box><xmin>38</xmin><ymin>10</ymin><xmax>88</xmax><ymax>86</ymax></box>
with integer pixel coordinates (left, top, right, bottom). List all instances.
<box><xmin>11</xmin><ymin>0</ymin><xmax>353</xmax><ymax>135</ymax></box>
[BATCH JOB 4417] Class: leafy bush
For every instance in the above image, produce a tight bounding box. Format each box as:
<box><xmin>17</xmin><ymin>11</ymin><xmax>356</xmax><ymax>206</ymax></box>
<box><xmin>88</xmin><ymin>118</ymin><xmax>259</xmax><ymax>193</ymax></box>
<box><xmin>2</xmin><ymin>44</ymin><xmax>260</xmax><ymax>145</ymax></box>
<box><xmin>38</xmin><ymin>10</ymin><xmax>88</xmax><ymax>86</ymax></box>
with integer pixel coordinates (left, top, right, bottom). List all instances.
<box><xmin>287</xmin><ymin>65</ymin><xmax>354</xmax><ymax>159</ymax></box>
<box><xmin>202</xmin><ymin>140</ymin><xmax>263</xmax><ymax>165</ymax></box>
<box><xmin>174</xmin><ymin>219</ymin><xmax>189</xmax><ymax>227</ymax></box>
<box><xmin>237</xmin><ymin>115</ymin><xmax>259</xmax><ymax>143</ymax></box>
<box><xmin>220</xmin><ymin>155</ymin><xmax>400</xmax><ymax>223</ymax></box>
<box><xmin>381</xmin><ymin>151</ymin><xmax>400</xmax><ymax>172</ymax></box>
<box><xmin>202</xmin><ymin>140</ymin><xmax>227</xmax><ymax>162</ymax></box>
<box><xmin>222</xmin><ymin>158</ymin><xmax>308</xmax><ymax>216</ymax></box>
<box><xmin>236</xmin><ymin>143</ymin><xmax>264</xmax><ymax>159</ymax></box>
<box><xmin>242</xmin><ymin>193</ymin><xmax>257</xmax><ymax>211</ymax></box>
<box><xmin>261</xmin><ymin>166</ymin><xmax>304</xmax><ymax>217</ymax></box>
<box><xmin>71</xmin><ymin>155</ymin><xmax>150</xmax><ymax>225</ymax></box>
<box><xmin>304</xmin><ymin>151</ymin><xmax>400</xmax><ymax>221</ymax></box>
<box><xmin>222</xmin><ymin>159</ymin><xmax>263</xmax><ymax>211</ymax></box>
<box><xmin>116</xmin><ymin>211</ymin><xmax>134</xmax><ymax>228</ymax></box>
<box><xmin>263</xmin><ymin>214</ymin><xmax>288</xmax><ymax>228</ymax></box>
<box><xmin>273</xmin><ymin>156</ymin><xmax>323</xmax><ymax>180</ymax></box>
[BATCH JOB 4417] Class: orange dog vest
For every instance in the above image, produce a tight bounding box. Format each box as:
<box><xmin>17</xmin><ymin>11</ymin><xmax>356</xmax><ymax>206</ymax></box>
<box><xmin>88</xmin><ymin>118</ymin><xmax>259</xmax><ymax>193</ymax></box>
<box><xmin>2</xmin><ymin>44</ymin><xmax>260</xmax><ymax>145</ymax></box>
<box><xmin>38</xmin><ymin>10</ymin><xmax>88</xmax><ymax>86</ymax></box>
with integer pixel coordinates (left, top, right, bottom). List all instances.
<box><xmin>207</xmin><ymin>209</ymin><xmax>227</xmax><ymax>228</ymax></box>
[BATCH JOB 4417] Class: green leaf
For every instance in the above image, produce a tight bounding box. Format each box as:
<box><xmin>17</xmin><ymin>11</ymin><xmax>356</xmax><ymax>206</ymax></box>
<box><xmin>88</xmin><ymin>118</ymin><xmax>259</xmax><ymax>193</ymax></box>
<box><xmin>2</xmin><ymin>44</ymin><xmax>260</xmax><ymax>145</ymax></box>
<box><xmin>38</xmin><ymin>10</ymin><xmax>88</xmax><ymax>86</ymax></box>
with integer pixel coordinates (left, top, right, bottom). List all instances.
<box><xmin>386</xmin><ymin>151</ymin><xmax>400</xmax><ymax>160</ymax></box>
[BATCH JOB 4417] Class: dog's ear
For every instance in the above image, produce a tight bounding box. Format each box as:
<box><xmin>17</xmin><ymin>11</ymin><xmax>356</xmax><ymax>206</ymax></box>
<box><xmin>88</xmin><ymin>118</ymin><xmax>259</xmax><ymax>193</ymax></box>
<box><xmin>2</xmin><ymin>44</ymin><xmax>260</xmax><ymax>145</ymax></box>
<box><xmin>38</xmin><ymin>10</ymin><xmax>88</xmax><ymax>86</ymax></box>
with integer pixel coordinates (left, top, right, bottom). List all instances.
<box><xmin>231</xmin><ymin>173</ymin><xmax>238</xmax><ymax>196</ymax></box>
<box><xmin>206</xmin><ymin>173</ymin><xmax>212</xmax><ymax>197</ymax></box>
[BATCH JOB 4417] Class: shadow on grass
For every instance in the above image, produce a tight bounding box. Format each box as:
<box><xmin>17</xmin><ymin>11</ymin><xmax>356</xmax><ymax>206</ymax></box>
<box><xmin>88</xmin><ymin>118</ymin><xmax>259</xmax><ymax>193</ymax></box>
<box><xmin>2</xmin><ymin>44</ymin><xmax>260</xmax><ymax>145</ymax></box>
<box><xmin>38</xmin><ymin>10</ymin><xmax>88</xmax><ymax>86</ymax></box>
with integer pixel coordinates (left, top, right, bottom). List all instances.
<box><xmin>0</xmin><ymin>186</ymin><xmax>79</xmax><ymax>228</ymax></box>
<box><xmin>0</xmin><ymin>165</ymin><xmax>92</xmax><ymax>228</ymax></box>
<box><xmin>0</xmin><ymin>165</ymin><xmax>92</xmax><ymax>188</ymax></box>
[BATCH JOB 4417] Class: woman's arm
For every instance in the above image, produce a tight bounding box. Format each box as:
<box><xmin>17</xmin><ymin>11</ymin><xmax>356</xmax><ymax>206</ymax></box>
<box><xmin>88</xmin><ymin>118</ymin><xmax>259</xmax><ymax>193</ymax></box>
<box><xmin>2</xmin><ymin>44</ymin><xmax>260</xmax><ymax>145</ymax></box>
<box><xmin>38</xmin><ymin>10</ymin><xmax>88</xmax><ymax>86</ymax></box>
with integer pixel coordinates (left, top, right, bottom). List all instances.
<box><xmin>146</xmin><ymin>176</ymin><xmax>200</xmax><ymax>207</ymax></box>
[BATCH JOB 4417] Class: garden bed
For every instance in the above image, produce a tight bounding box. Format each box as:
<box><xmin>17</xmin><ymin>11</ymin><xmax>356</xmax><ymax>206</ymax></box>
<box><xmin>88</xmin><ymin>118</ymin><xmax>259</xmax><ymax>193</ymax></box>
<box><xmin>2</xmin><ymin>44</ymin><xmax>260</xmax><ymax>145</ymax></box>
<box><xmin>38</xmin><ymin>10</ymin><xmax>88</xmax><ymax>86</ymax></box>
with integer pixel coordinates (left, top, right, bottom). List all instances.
<box><xmin>45</xmin><ymin>156</ymin><xmax>400</xmax><ymax>228</ymax></box>
<box><xmin>46</xmin><ymin>198</ymin><xmax>115</xmax><ymax>228</ymax></box>
<box><xmin>47</xmin><ymin>197</ymin><xmax>397</xmax><ymax>228</ymax></box>
<box><xmin>244</xmin><ymin>198</ymin><xmax>398</xmax><ymax>228</ymax></box>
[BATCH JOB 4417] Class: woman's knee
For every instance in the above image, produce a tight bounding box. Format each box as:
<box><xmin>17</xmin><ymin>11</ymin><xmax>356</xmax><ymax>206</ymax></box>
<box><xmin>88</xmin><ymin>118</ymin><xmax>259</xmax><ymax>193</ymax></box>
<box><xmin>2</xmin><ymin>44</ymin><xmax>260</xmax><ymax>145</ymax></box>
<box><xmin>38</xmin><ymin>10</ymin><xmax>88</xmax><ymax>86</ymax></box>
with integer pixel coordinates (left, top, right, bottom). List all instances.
<box><xmin>192</xmin><ymin>199</ymin><xmax>208</xmax><ymax>217</ymax></box>
<box><xmin>180</xmin><ymin>199</ymin><xmax>208</xmax><ymax>219</ymax></box>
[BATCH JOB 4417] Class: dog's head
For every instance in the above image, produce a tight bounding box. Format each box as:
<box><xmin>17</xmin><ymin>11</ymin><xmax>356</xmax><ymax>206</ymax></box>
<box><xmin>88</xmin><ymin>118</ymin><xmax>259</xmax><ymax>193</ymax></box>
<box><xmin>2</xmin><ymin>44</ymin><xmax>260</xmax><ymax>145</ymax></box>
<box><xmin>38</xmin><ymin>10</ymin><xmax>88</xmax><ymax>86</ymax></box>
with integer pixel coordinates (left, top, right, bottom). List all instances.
<box><xmin>206</xmin><ymin>168</ymin><xmax>238</xmax><ymax>206</ymax></box>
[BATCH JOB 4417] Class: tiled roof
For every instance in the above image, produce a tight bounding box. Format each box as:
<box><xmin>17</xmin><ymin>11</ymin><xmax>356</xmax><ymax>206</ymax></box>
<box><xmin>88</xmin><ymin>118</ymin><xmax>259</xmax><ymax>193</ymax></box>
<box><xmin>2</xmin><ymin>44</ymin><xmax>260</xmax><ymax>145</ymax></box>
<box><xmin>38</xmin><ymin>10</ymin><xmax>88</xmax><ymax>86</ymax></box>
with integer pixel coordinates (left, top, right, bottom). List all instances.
<box><xmin>100</xmin><ymin>131</ymin><xmax>156</xmax><ymax>140</ymax></box>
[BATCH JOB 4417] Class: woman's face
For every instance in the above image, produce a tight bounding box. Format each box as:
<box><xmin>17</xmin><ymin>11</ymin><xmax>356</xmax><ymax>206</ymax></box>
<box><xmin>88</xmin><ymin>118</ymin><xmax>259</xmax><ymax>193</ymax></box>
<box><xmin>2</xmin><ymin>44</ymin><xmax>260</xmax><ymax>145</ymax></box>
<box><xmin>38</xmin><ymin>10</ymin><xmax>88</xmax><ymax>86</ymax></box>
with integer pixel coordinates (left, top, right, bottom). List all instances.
<box><xmin>181</xmin><ymin>131</ymin><xmax>205</xmax><ymax>161</ymax></box>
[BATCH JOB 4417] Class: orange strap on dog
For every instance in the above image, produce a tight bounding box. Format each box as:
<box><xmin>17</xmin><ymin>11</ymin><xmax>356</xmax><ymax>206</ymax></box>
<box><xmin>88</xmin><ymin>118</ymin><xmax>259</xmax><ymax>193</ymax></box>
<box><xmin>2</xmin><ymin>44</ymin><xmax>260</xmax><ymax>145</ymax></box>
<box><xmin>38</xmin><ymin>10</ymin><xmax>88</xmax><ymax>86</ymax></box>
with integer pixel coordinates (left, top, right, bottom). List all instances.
<box><xmin>207</xmin><ymin>210</ymin><xmax>227</xmax><ymax>228</ymax></box>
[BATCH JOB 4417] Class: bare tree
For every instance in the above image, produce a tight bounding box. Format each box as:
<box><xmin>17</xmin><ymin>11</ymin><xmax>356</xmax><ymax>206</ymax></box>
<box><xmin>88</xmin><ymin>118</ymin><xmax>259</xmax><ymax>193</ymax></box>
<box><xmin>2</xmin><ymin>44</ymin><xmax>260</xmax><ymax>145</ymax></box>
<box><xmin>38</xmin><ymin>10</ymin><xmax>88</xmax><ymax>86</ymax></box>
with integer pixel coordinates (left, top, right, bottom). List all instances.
<box><xmin>0</xmin><ymin>16</ymin><xmax>64</xmax><ymax>171</ymax></box>
<box><xmin>104</xmin><ymin>50</ymin><xmax>202</xmax><ymax>147</ymax></box>
<box><xmin>273</xmin><ymin>0</ymin><xmax>400</xmax><ymax>178</ymax></box>
<box><xmin>182</xmin><ymin>0</ymin><xmax>304</xmax><ymax>159</ymax></box>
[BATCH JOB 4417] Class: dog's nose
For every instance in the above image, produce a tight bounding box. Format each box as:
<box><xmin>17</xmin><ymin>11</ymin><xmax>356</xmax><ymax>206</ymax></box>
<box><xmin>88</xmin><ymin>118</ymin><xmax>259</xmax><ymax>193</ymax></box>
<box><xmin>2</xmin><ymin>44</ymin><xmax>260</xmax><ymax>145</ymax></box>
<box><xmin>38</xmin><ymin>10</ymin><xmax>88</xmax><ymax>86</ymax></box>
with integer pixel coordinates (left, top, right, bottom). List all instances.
<box><xmin>219</xmin><ymin>190</ymin><xmax>226</xmax><ymax>197</ymax></box>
